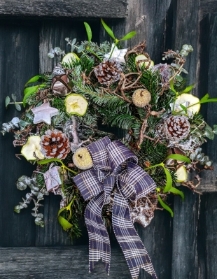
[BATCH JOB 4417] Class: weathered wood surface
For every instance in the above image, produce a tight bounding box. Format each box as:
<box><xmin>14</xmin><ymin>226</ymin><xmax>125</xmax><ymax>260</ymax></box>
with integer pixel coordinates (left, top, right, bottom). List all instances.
<box><xmin>0</xmin><ymin>0</ymin><xmax>217</xmax><ymax>279</ymax></box>
<box><xmin>0</xmin><ymin>0</ymin><xmax>127</xmax><ymax>18</ymax></box>
<box><xmin>0</xmin><ymin>247</ymin><xmax>131</xmax><ymax>278</ymax></box>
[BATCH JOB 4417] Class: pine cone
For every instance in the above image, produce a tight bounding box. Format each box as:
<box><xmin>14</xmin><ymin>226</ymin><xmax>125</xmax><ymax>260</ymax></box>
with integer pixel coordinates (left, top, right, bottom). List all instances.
<box><xmin>164</xmin><ymin>115</ymin><xmax>190</xmax><ymax>141</ymax></box>
<box><xmin>94</xmin><ymin>59</ymin><xmax>122</xmax><ymax>86</ymax></box>
<box><xmin>41</xmin><ymin>130</ymin><xmax>70</xmax><ymax>159</ymax></box>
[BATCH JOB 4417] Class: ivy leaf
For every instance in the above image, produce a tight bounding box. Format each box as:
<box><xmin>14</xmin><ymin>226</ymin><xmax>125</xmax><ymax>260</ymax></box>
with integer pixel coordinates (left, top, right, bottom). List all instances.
<box><xmin>58</xmin><ymin>215</ymin><xmax>73</xmax><ymax>231</ymax></box>
<box><xmin>84</xmin><ymin>22</ymin><xmax>92</xmax><ymax>42</ymax></box>
<box><xmin>25</xmin><ymin>75</ymin><xmax>42</xmax><ymax>86</ymax></box>
<box><xmin>5</xmin><ymin>96</ymin><xmax>10</xmax><ymax>107</ymax></box>
<box><xmin>166</xmin><ymin>154</ymin><xmax>191</xmax><ymax>163</ymax></box>
<box><xmin>101</xmin><ymin>19</ymin><xmax>116</xmax><ymax>40</ymax></box>
<box><xmin>169</xmin><ymin>187</ymin><xmax>184</xmax><ymax>200</ymax></box>
<box><xmin>120</xmin><ymin>31</ymin><xmax>136</xmax><ymax>41</ymax></box>
<box><xmin>157</xmin><ymin>194</ymin><xmax>174</xmax><ymax>217</ymax></box>
<box><xmin>163</xmin><ymin>167</ymin><xmax>173</xmax><ymax>193</ymax></box>
<box><xmin>182</xmin><ymin>84</ymin><xmax>195</xmax><ymax>93</ymax></box>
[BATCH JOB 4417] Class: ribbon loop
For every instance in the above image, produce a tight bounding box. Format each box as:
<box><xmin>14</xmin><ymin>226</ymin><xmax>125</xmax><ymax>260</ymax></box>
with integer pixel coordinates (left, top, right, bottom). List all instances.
<box><xmin>73</xmin><ymin>137</ymin><xmax>157</xmax><ymax>279</ymax></box>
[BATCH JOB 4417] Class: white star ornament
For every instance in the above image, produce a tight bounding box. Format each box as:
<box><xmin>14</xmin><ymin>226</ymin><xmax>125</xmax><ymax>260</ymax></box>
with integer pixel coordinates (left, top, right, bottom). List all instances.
<box><xmin>31</xmin><ymin>102</ymin><xmax>59</xmax><ymax>125</ymax></box>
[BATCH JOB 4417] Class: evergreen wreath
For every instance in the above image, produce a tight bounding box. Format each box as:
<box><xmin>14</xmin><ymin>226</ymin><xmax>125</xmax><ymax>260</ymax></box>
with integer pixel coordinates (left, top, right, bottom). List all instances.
<box><xmin>2</xmin><ymin>19</ymin><xmax>217</xmax><ymax>278</ymax></box>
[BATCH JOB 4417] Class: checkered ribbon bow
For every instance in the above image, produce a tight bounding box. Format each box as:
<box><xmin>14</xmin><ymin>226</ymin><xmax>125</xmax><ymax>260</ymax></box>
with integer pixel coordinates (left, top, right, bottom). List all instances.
<box><xmin>73</xmin><ymin>137</ymin><xmax>157</xmax><ymax>279</ymax></box>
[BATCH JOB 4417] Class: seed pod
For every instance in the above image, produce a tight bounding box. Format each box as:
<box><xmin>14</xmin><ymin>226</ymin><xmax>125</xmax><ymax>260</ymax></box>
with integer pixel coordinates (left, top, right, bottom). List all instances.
<box><xmin>132</xmin><ymin>89</ymin><xmax>151</xmax><ymax>107</ymax></box>
<box><xmin>73</xmin><ymin>147</ymin><xmax>93</xmax><ymax>170</ymax></box>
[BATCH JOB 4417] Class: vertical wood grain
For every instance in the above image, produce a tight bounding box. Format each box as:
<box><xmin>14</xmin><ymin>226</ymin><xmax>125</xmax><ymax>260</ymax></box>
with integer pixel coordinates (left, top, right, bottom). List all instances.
<box><xmin>0</xmin><ymin>19</ymin><xmax>39</xmax><ymax>246</ymax></box>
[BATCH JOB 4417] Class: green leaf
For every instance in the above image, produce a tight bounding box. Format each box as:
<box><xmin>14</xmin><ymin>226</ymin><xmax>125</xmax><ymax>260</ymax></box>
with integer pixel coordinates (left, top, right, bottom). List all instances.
<box><xmin>180</xmin><ymin>104</ymin><xmax>187</xmax><ymax>113</ymax></box>
<box><xmin>200</xmin><ymin>93</ymin><xmax>209</xmax><ymax>103</ymax></box>
<box><xmin>200</xmin><ymin>98</ymin><xmax>217</xmax><ymax>104</ymax></box>
<box><xmin>101</xmin><ymin>19</ymin><xmax>116</xmax><ymax>40</ymax></box>
<box><xmin>25</xmin><ymin>75</ymin><xmax>42</xmax><ymax>86</ymax></box>
<box><xmin>15</xmin><ymin>103</ymin><xmax>22</xmax><ymax>111</ymax></box>
<box><xmin>169</xmin><ymin>80</ymin><xmax>177</xmax><ymax>94</ymax></box>
<box><xmin>169</xmin><ymin>187</ymin><xmax>184</xmax><ymax>200</ymax></box>
<box><xmin>163</xmin><ymin>167</ymin><xmax>173</xmax><ymax>193</ymax></box>
<box><xmin>120</xmin><ymin>31</ymin><xmax>136</xmax><ymax>41</ymax></box>
<box><xmin>58</xmin><ymin>215</ymin><xmax>73</xmax><ymax>231</ymax></box>
<box><xmin>181</xmin><ymin>84</ymin><xmax>195</xmax><ymax>93</ymax></box>
<box><xmin>38</xmin><ymin>158</ymin><xmax>63</xmax><ymax>165</ymax></box>
<box><xmin>157</xmin><ymin>194</ymin><xmax>174</xmax><ymax>217</ymax></box>
<box><xmin>84</xmin><ymin>22</ymin><xmax>92</xmax><ymax>42</ymax></box>
<box><xmin>24</xmin><ymin>85</ymin><xmax>40</xmax><ymax>96</ymax></box>
<box><xmin>5</xmin><ymin>96</ymin><xmax>10</xmax><ymax>107</ymax></box>
<box><xmin>166</xmin><ymin>154</ymin><xmax>191</xmax><ymax>163</ymax></box>
<box><xmin>23</xmin><ymin>84</ymin><xmax>46</xmax><ymax>106</ymax></box>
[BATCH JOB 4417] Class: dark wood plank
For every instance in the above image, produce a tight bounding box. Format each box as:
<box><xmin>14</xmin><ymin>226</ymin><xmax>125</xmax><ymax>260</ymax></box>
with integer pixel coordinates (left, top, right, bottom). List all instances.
<box><xmin>199</xmin><ymin>193</ymin><xmax>217</xmax><ymax>279</ymax></box>
<box><xmin>0</xmin><ymin>20</ymin><xmax>39</xmax><ymax>246</ymax></box>
<box><xmin>200</xmin><ymin>0</ymin><xmax>217</xmax><ymax>14</ymax></box>
<box><xmin>137</xmin><ymin>210</ymin><xmax>173</xmax><ymax>279</ymax></box>
<box><xmin>198</xmin><ymin>13</ymin><xmax>217</xmax><ymax>192</ymax></box>
<box><xmin>172</xmin><ymin>188</ymin><xmax>199</xmax><ymax>279</ymax></box>
<box><xmin>0</xmin><ymin>0</ymin><xmax>127</xmax><ymax>18</ymax></box>
<box><xmin>0</xmin><ymin>246</ymin><xmax>131</xmax><ymax>278</ymax></box>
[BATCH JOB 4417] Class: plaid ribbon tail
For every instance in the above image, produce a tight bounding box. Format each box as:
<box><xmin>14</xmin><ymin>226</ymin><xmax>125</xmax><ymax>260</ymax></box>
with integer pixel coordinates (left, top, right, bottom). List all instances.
<box><xmin>85</xmin><ymin>193</ymin><xmax>111</xmax><ymax>274</ymax></box>
<box><xmin>112</xmin><ymin>193</ymin><xmax>158</xmax><ymax>279</ymax></box>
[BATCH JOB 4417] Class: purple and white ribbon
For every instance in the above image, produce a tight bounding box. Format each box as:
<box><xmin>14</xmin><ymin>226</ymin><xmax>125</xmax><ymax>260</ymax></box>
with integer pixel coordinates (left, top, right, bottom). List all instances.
<box><xmin>73</xmin><ymin>136</ymin><xmax>157</xmax><ymax>279</ymax></box>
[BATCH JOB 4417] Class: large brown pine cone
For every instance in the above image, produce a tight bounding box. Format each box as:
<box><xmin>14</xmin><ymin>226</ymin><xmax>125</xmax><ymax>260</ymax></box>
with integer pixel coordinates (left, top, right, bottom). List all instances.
<box><xmin>94</xmin><ymin>59</ymin><xmax>122</xmax><ymax>86</ymax></box>
<box><xmin>163</xmin><ymin>115</ymin><xmax>190</xmax><ymax>141</ymax></box>
<box><xmin>40</xmin><ymin>130</ymin><xmax>70</xmax><ymax>159</ymax></box>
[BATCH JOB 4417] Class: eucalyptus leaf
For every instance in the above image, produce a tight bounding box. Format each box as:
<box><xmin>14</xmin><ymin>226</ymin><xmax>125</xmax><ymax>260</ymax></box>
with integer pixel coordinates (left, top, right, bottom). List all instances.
<box><xmin>204</xmin><ymin>124</ymin><xmax>214</xmax><ymax>140</ymax></box>
<box><xmin>163</xmin><ymin>167</ymin><xmax>173</xmax><ymax>193</ymax></box>
<box><xmin>84</xmin><ymin>22</ymin><xmax>92</xmax><ymax>42</ymax></box>
<box><xmin>120</xmin><ymin>31</ymin><xmax>136</xmax><ymax>41</ymax></box>
<box><xmin>181</xmin><ymin>68</ymin><xmax>188</xmax><ymax>74</ymax></box>
<box><xmin>169</xmin><ymin>187</ymin><xmax>184</xmax><ymax>200</ymax></box>
<box><xmin>213</xmin><ymin>125</ymin><xmax>217</xmax><ymax>135</ymax></box>
<box><xmin>157</xmin><ymin>194</ymin><xmax>174</xmax><ymax>217</ymax></box>
<box><xmin>15</xmin><ymin>103</ymin><xmax>22</xmax><ymax>111</ymax></box>
<box><xmin>166</xmin><ymin>154</ymin><xmax>191</xmax><ymax>163</ymax></box>
<box><xmin>5</xmin><ymin>96</ymin><xmax>10</xmax><ymax>107</ymax></box>
<box><xmin>11</xmin><ymin>94</ymin><xmax>16</xmax><ymax>101</ymax></box>
<box><xmin>101</xmin><ymin>19</ymin><xmax>116</xmax><ymax>40</ymax></box>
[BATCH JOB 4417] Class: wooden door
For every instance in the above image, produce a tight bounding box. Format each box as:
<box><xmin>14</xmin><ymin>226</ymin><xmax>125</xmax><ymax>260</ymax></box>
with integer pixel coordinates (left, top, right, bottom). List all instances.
<box><xmin>0</xmin><ymin>1</ymin><xmax>217</xmax><ymax>279</ymax></box>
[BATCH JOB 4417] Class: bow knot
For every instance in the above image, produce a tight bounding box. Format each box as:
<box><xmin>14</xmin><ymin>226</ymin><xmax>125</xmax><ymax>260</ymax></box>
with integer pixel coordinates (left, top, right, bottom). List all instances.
<box><xmin>73</xmin><ymin>137</ymin><xmax>157</xmax><ymax>279</ymax></box>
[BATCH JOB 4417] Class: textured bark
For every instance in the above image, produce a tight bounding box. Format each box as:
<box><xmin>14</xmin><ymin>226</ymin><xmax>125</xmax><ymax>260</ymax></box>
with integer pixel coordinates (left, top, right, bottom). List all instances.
<box><xmin>0</xmin><ymin>0</ymin><xmax>127</xmax><ymax>18</ymax></box>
